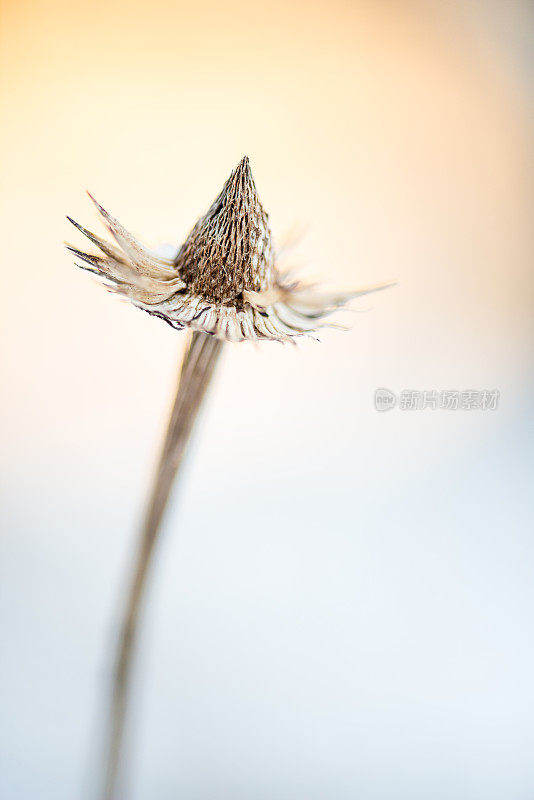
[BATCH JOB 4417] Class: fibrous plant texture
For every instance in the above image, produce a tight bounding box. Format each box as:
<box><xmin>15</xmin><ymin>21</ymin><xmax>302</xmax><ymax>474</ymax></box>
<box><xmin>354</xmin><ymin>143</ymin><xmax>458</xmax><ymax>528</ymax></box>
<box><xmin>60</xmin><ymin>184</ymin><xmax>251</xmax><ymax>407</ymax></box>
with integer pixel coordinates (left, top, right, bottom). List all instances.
<box><xmin>67</xmin><ymin>156</ymin><xmax>388</xmax><ymax>342</ymax></box>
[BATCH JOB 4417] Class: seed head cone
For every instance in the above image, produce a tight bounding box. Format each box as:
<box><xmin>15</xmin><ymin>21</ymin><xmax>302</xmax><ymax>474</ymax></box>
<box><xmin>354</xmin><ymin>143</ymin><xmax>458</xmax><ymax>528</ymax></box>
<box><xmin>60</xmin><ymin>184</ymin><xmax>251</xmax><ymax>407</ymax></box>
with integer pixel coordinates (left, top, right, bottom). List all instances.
<box><xmin>176</xmin><ymin>156</ymin><xmax>274</xmax><ymax>305</ymax></box>
<box><xmin>67</xmin><ymin>156</ymin><xmax>391</xmax><ymax>343</ymax></box>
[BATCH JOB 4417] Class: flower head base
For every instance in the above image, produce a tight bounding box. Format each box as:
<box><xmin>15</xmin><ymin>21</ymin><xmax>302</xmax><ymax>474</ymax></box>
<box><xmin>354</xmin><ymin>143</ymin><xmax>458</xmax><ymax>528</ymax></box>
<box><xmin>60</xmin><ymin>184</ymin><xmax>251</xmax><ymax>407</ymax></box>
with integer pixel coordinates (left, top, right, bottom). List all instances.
<box><xmin>67</xmin><ymin>156</ymin><xmax>390</xmax><ymax>343</ymax></box>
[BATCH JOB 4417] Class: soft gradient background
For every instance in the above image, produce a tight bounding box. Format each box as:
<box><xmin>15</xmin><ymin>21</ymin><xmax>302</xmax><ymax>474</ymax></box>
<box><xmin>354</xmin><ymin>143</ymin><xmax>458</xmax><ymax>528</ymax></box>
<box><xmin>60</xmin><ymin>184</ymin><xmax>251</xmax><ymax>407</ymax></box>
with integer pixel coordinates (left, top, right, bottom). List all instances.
<box><xmin>1</xmin><ymin>1</ymin><xmax>533</xmax><ymax>798</ymax></box>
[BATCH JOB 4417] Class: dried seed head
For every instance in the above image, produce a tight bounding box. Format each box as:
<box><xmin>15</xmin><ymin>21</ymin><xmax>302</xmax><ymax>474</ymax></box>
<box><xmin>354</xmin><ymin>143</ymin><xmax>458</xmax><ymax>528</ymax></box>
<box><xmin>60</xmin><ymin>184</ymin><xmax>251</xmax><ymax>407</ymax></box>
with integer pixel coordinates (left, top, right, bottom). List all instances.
<box><xmin>67</xmin><ymin>156</ymin><xmax>392</xmax><ymax>342</ymax></box>
<box><xmin>176</xmin><ymin>156</ymin><xmax>274</xmax><ymax>306</ymax></box>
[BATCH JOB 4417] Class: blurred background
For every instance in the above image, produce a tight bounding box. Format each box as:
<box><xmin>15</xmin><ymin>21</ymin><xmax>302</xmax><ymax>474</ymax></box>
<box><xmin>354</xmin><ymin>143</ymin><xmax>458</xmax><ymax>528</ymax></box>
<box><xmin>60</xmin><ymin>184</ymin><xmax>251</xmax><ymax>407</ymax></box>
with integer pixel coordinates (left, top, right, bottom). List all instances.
<box><xmin>1</xmin><ymin>0</ymin><xmax>533</xmax><ymax>798</ymax></box>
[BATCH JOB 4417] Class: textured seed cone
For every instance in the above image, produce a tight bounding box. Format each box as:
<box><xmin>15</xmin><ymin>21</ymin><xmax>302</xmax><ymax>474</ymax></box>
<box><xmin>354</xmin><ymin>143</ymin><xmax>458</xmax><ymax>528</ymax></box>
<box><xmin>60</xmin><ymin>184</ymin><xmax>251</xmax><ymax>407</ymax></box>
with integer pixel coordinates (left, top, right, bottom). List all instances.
<box><xmin>67</xmin><ymin>156</ymin><xmax>391</xmax><ymax>343</ymax></box>
<box><xmin>176</xmin><ymin>156</ymin><xmax>274</xmax><ymax>304</ymax></box>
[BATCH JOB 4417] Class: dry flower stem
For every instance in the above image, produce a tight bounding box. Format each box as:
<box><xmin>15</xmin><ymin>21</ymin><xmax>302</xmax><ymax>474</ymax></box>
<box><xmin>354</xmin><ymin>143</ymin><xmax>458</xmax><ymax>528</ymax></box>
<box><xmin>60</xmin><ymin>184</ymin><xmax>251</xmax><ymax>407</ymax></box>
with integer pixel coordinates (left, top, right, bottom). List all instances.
<box><xmin>102</xmin><ymin>330</ymin><xmax>223</xmax><ymax>800</ymax></box>
<box><xmin>66</xmin><ymin>156</ymin><xmax>393</xmax><ymax>800</ymax></box>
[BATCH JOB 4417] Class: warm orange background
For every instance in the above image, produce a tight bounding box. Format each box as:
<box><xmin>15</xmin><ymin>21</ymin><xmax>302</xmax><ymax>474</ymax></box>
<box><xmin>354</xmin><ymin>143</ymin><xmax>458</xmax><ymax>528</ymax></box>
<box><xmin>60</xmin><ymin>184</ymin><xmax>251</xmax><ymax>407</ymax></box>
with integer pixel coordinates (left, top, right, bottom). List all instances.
<box><xmin>1</xmin><ymin>1</ymin><xmax>533</xmax><ymax>798</ymax></box>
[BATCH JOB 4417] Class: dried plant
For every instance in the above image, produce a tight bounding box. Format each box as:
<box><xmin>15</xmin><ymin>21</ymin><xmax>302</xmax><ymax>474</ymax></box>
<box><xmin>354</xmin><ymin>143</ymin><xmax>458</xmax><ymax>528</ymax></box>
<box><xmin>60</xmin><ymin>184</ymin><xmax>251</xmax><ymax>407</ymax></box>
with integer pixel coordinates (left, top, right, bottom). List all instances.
<box><xmin>67</xmin><ymin>157</ymin><xmax>388</xmax><ymax>342</ymax></box>
<box><xmin>66</xmin><ymin>156</ymin><xmax>391</xmax><ymax>799</ymax></box>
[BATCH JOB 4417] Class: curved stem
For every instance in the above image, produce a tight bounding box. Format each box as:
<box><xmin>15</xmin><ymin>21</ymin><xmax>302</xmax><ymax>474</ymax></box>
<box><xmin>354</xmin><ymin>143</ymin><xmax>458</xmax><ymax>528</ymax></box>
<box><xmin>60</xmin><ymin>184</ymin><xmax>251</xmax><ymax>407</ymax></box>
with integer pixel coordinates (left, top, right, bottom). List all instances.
<box><xmin>101</xmin><ymin>331</ymin><xmax>223</xmax><ymax>800</ymax></box>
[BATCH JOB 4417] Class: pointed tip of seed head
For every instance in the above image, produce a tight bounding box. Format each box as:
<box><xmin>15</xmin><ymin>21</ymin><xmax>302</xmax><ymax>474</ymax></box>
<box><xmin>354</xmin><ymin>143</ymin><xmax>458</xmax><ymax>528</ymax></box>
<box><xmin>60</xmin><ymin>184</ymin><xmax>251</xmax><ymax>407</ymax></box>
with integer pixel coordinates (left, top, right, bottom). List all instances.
<box><xmin>233</xmin><ymin>155</ymin><xmax>253</xmax><ymax>182</ymax></box>
<box><xmin>224</xmin><ymin>155</ymin><xmax>257</xmax><ymax>204</ymax></box>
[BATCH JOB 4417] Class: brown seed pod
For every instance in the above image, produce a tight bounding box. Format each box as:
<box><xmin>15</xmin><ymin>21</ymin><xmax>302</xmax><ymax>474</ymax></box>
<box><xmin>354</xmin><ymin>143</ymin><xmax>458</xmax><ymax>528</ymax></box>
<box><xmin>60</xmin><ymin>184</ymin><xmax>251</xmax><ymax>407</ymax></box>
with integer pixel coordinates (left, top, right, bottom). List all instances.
<box><xmin>67</xmin><ymin>156</ymin><xmax>391</xmax><ymax>342</ymax></box>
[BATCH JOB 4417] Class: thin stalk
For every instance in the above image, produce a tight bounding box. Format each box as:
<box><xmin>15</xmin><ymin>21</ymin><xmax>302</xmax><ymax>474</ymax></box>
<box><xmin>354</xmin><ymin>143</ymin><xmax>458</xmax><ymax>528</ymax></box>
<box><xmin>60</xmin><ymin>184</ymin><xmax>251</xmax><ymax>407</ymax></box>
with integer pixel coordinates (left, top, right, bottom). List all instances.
<box><xmin>101</xmin><ymin>330</ymin><xmax>223</xmax><ymax>800</ymax></box>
